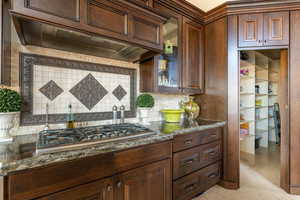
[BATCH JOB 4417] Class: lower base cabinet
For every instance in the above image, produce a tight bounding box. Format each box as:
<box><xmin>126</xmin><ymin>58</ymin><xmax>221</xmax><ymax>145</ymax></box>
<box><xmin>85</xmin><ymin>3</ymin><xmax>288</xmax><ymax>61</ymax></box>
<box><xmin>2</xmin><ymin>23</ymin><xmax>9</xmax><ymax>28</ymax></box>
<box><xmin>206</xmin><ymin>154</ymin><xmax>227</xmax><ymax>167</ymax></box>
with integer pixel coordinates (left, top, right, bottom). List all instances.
<box><xmin>36</xmin><ymin>159</ymin><xmax>171</xmax><ymax>200</ymax></box>
<box><xmin>173</xmin><ymin>162</ymin><xmax>220</xmax><ymax>200</ymax></box>
<box><xmin>115</xmin><ymin>159</ymin><xmax>171</xmax><ymax>200</ymax></box>
<box><xmin>37</xmin><ymin>178</ymin><xmax>114</xmax><ymax>200</ymax></box>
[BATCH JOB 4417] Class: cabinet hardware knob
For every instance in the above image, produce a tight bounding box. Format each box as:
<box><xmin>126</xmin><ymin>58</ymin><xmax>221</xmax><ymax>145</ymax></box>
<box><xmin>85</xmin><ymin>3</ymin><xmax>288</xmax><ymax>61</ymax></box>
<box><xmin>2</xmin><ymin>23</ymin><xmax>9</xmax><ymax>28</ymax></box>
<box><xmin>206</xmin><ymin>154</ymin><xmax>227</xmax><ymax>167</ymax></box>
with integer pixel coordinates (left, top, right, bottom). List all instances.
<box><xmin>184</xmin><ymin>139</ymin><xmax>193</xmax><ymax>145</ymax></box>
<box><xmin>107</xmin><ymin>185</ymin><xmax>112</xmax><ymax>192</ymax></box>
<box><xmin>117</xmin><ymin>181</ymin><xmax>122</xmax><ymax>188</ymax></box>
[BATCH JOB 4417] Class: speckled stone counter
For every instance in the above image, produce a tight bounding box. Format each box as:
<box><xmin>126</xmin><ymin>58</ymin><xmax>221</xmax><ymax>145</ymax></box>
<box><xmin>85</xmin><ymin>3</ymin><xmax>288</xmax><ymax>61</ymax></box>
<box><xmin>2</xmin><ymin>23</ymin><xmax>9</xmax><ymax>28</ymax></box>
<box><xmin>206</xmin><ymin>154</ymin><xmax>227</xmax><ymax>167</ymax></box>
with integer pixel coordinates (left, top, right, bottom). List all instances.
<box><xmin>0</xmin><ymin>119</ymin><xmax>226</xmax><ymax>176</ymax></box>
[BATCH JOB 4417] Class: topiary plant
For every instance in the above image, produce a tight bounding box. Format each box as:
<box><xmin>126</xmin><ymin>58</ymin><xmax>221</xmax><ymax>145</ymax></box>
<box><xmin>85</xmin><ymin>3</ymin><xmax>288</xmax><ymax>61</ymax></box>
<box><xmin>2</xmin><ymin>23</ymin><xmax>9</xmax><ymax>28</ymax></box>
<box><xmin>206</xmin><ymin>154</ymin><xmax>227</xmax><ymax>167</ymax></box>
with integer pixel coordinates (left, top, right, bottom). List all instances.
<box><xmin>0</xmin><ymin>88</ymin><xmax>22</xmax><ymax>113</ymax></box>
<box><xmin>136</xmin><ymin>94</ymin><xmax>155</xmax><ymax>108</ymax></box>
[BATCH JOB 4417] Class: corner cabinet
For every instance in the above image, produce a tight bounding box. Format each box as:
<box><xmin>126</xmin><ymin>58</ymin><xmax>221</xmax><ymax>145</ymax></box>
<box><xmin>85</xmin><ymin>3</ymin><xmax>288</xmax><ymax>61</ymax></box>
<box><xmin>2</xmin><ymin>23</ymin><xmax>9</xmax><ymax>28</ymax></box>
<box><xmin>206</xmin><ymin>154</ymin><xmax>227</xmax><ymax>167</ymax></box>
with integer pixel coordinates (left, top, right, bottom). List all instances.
<box><xmin>238</xmin><ymin>12</ymin><xmax>289</xmax><ymax>47</ymax></box>
<box><xmin>140</xmin><ymin>2</ymin><xmax>204</xmax><ymax>95</ymax></box>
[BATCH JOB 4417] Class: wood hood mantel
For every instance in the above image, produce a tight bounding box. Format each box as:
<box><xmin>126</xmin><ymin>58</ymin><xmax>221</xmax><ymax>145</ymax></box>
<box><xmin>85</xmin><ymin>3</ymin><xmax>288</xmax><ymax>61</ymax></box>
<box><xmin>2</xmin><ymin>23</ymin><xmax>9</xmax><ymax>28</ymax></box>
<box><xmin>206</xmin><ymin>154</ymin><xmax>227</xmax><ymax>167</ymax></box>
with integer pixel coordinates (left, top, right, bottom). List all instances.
<box><xmin>9</xmin><ymin>0</ymin><xmax>168</xmax><ymax>62</ymax></box>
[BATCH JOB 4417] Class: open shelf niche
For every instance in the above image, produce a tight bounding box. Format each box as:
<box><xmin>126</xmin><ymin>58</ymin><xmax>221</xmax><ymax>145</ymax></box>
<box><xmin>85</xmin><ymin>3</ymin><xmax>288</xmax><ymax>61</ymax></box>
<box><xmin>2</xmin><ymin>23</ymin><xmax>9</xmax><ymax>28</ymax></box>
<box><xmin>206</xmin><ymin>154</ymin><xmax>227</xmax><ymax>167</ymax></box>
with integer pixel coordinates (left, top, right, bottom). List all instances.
<box><xmin>240</xmin><ymin>51</ymin><xmax>279</xmax><ymax>156</ymax></box>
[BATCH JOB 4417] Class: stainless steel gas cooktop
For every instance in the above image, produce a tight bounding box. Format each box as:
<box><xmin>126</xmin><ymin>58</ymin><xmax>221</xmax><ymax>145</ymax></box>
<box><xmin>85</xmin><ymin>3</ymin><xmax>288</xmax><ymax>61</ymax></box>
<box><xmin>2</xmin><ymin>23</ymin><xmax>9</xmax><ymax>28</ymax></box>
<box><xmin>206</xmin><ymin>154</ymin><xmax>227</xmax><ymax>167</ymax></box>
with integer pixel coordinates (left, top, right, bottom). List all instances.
<box><xmin>36</xmin><ymin>123</ymin><xmax>155</xmax><ymax>154</ymax></box>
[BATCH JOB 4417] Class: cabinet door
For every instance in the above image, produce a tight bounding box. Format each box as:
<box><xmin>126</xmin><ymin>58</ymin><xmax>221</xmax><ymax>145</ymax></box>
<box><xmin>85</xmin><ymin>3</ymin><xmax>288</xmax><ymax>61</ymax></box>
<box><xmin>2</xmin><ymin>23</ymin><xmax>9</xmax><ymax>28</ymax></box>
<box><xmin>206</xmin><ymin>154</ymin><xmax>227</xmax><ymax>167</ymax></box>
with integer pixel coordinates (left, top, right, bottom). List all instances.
<box><xmin>263</xmin><ymin>12</ymin><xmax>289</xmax><ymax>46</ymax></box>
<box><xmin>238</xmin><ymin>14</ymin><xmax>263</xmax><ymax>47</ymax></box>
<box><xmin>182</xmin><ymin>17</ymin><xmax>204</xmax><ymax>94</ymax></box>
<box><xmin>115</xmin><ymin>159</ymin><xmax>171</xmax><ymax>200</ymax></box>
<box><xmin>23</xmin><ymin>0</ymin><xmax>80</xmax><ymax>22</ymax></box>
<box><xmin>37</xmin><ymin>178</ymin><xmax>114</xmax><ymax>200</ymax></box>
<box><xmin>153</xmin><ymin>2</ymin><xmax>182</xmax><ymax>93</ymax></box>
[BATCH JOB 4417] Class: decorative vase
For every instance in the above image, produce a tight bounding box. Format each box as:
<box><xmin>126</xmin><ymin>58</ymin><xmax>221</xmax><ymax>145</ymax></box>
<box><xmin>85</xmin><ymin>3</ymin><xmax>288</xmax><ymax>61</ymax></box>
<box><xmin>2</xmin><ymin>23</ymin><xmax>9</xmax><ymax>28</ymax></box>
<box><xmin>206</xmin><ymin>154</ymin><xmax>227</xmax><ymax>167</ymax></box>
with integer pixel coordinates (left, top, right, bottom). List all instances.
<box><xmin>138</xmin><ymin>108</ymin><xmax>151</xmax><ymax>125</ymax></box>
<box><xmin>0</xmin><ymin>112</ymin><xmax>19</xmax><ymax>139</ymax></box>
<box><xmin>181</xmin><ymin>96</ymin><xmax>200</xmax><ymax>120</ymax></box>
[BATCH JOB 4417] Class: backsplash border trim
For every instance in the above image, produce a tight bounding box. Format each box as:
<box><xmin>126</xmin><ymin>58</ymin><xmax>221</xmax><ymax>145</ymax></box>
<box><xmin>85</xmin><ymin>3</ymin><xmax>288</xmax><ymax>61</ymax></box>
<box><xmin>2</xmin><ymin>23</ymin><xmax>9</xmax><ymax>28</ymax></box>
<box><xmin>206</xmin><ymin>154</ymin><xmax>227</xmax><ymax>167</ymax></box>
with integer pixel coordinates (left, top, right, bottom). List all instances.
<box><xmin>20</xmin><ymin>53</ymin><xmax>137</xmax><ymax>126</ymax></box>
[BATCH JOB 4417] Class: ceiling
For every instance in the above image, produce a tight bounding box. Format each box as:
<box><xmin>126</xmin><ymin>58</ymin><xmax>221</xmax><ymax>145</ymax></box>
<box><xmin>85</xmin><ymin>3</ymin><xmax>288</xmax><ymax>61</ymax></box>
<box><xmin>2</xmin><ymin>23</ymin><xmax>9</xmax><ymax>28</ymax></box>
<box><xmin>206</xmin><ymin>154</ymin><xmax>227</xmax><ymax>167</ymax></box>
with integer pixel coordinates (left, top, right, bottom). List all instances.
<box><xmin>185</xmin><ymin>0</ymin><xmax>231</xmax><ymax>12</ymax></box>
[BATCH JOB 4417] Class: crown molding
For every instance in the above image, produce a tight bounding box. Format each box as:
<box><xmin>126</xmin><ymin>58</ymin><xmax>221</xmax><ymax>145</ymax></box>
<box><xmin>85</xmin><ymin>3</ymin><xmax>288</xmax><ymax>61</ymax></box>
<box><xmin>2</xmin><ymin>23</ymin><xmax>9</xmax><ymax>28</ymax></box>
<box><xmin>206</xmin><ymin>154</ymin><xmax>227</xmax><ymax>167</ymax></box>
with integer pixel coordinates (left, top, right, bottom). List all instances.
<box><xmin>204</xmin><ymin>0</ymin><xmax>300</xmax><ymax>24</ymax></box>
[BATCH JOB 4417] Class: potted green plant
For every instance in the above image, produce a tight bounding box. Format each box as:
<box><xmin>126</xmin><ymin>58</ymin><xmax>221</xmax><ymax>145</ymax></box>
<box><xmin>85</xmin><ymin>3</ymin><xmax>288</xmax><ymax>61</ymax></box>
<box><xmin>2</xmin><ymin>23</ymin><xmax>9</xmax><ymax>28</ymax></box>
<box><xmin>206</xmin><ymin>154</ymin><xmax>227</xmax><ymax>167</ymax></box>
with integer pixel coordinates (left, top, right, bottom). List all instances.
<box><xmin>0</xmin><ymin>88</ymin><xmax>22</xmax><ymax>139</ymax></box>
<box><xmin>136</xmin><ymin>94</ymin><xmax>155</xmax><ymax>124</ymax></box>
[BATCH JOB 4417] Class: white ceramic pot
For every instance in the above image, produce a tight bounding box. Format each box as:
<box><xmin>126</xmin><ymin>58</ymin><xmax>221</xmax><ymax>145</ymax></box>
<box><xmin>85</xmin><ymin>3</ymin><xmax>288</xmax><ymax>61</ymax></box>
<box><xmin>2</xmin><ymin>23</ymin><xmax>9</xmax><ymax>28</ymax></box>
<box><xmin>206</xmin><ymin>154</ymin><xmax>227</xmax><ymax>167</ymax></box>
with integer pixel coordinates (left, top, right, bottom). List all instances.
<box><xmin>0</xmin><ymin>112</ymin><xmax>19</xmax><ymax>139</ymax></box>
<box><xmin>138</xmin><ymin>108</ymin><xmax>151</xmax><ymax>125</ymax></box>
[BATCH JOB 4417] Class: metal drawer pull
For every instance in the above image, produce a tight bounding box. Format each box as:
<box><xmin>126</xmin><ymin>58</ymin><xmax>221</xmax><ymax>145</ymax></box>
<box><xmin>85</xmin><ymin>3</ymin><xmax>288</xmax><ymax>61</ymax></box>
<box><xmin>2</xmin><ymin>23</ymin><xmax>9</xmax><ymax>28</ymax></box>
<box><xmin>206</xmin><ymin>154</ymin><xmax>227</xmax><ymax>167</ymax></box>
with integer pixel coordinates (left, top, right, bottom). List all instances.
<box><xmin>210</xmin><ymin>134</ymin><xmax>217</xmax><ymax>138</ymax></box>
<box><xmin>208</xmin><ymin>173</ymin><xmax>218</xmax><ymax>178</ymax></box>
<box><xmin>183</xmin><ymin>158</ymin><xmax>196</xmax><ymax>166</ymax></box>
<box><xmin>184</xmin><ymin>183</ymin><xmax>197</xmax><ymax>191</ymax></box>
<box><xmin>117</xmin><ymin>181</ymin><xmax>122</xmax><ymax>188</ymax></box>
<box><xmin>184</xmin><ymin>139</ymin><xmax>193</xmax><ymax>145</ymax></box>
<box><xmin>205</xmin><ymin>148</ymin><xmax>218</xmax><ymax>156</ymax></box>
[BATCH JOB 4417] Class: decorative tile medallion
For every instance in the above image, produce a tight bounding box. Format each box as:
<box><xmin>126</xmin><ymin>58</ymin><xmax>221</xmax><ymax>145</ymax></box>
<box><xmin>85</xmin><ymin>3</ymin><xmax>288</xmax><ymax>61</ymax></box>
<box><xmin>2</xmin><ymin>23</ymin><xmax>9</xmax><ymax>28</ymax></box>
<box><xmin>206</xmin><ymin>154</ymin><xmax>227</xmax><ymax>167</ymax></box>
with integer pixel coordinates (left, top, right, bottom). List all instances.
<box><xmin>112</xmin><ymin>85</ymin><xmax>127</xmax><ymax>101</ymax></box>
<box><xmin>39</xmin><ymin>80</ymin><xmax>64</xmax><ymax>101</ymax></box>
<box><xmin>20</xmin><ymin>53</ymin><xmax>137</xmax><ymax>126</ymax></box>
<box><xmin>70</xmin><ymin>73</ymin><xmax>108</xmax><ymax>110</ymax></box>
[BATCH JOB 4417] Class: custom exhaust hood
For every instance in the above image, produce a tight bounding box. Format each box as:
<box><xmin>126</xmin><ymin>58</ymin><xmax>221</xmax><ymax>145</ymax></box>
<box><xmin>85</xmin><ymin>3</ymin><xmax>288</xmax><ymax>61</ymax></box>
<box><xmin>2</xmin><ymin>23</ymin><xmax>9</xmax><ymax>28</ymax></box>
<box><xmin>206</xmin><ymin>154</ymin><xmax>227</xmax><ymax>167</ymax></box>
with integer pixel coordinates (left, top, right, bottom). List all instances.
<box><xmin>10</xmin><ymin>0</ymin><xmax>168</xmax><ymax>62</ymax></box>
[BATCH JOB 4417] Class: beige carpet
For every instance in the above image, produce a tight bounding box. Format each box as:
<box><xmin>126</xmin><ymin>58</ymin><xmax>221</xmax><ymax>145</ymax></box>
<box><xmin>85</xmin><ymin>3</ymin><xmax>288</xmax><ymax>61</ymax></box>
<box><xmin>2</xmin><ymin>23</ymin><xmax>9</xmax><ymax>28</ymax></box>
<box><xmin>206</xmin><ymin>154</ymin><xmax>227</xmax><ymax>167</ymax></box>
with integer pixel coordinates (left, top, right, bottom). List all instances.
<box><xmin>194</xmin><ymin>144</ymin><xmax>300</xmax><ymax>200</ymax></box>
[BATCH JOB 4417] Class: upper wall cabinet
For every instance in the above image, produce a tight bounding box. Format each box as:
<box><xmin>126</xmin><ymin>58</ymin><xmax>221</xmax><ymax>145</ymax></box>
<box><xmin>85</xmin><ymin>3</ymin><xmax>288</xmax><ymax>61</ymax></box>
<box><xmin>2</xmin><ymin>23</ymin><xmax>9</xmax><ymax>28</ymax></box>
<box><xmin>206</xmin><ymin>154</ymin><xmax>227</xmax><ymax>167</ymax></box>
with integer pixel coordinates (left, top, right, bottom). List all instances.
<box><xmin>9</xmin><ymin>0</ymin><xmax>167</xmax><ymax>62</ymax></box>
<box><xmin>238</xmin><ymin>12</ymin><xmax>289</xmax><ymax>47</ymax></box>
<box><xmin>182</xmin><ymin>17</ymin><xmax>204</xmax><ymax>94</ymax></box>
<box><xmin>140</xmin><ymin>1</ymin><xmax>204</xmax><ymax>95</ymax></box>
<box><xmin>239</xmin><ymin>14</ymin><xmax>263</xmax><ymax>47</ymax></box>
<box><xmin>263</xmin><ymin>12</ymin><xmax>289</xmax><ymax>46</ymax></box>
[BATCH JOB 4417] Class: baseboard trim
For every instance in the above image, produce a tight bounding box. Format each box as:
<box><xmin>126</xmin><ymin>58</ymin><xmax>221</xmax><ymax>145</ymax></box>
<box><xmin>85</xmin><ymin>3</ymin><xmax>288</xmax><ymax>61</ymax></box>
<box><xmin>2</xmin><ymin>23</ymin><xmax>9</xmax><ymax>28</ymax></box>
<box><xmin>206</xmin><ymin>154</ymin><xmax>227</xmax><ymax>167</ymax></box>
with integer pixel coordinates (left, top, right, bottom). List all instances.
<box><xmin>219</xmin><ymin>180</ymin><xmax>239</xmax><ymax>190</ymax></box>
<box><xmin>290</xmin><ymin>186</ymin><xmax>300</xmax><ymax>195</ymax></box>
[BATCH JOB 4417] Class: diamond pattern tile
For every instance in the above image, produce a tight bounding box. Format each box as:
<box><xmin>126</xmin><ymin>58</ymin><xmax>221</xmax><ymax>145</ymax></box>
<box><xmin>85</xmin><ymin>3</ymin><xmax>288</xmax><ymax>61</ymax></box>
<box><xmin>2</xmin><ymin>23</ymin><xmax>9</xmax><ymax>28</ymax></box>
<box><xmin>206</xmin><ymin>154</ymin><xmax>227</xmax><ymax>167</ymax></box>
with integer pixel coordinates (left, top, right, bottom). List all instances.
<box><xmin>69</xmin><ymin>73</ymin><xmax>108</xmax><ymax>110</ymax></box>
<box><xmin>39</xmin><ymin>80</ymin><xmax>64</xmax><ymax>101</ymax></box>
<box><xmin>112</xmin><ymin>85</ymin><xmax>127</xmax><ymax>101</ymax></box>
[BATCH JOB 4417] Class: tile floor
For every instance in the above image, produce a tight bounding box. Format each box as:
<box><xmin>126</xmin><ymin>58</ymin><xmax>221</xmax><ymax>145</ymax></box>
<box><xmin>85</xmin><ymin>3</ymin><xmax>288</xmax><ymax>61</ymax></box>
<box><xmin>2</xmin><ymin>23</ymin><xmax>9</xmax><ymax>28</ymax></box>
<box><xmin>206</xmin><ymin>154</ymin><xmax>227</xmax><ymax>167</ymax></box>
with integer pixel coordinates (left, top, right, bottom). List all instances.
<box><xmin>194</xmin><ymin>143</ymin><xmax>300</xmax><ymax>200</ymax></box>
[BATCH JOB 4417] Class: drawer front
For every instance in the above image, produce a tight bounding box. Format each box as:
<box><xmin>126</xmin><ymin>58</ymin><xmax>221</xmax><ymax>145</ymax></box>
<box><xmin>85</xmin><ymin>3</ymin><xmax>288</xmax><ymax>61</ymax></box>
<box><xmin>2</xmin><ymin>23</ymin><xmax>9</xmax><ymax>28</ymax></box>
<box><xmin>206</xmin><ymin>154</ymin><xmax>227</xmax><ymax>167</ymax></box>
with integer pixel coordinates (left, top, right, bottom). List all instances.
<box><xmin>114</xmin><ymin>141</ymin><xmax>172</xmax><ymax>172</ymax></box>
<box><xmin>173</xmin><ymin>162</ymin><xmax>221</xmax><ymax>200</ymax></box>
<box><xmin>173</xmin><ymin>128</ymin><xmax>221</xmax><ymax>152</ymax></box>
<box><xmin>173</xmin><ymin>141</ymin><xmax>221</xmax><ymax>179</ymax></box>
<box><xmin>8</xmin><ymin>153</ymin><xmax>115</xmax><ymax>200</ymax></box>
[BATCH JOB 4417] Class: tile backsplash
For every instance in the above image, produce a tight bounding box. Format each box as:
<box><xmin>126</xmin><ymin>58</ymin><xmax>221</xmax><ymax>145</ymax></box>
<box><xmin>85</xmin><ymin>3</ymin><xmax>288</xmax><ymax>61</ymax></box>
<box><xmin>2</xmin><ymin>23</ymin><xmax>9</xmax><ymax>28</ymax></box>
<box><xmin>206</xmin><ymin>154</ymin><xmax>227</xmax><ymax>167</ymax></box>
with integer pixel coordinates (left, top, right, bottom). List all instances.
<box><xmin>9</xmin><ymin>24</ymin><xmax>187</xmax><ymax>136</ymax></box>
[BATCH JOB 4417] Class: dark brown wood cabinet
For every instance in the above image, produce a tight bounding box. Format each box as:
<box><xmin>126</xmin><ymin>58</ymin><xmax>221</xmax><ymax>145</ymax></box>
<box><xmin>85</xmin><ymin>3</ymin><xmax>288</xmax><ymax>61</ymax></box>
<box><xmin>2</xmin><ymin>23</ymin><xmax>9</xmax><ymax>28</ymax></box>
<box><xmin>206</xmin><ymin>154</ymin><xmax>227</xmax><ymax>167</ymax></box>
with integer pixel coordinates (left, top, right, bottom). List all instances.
<box><xmin>140</xmin><ymin>1</ymin><xmax>204</xmax><ymax>95</ymax></box>
<box><xmin>10</xmin><ymin>0</ymin><xmax>167</xmax><ymax>62</ymax></box>
<box><xmin>37</xmin><ymin>178</ymin><xmax>114</xmax><ymax>200</ymax></box>
<box><xmin>239</xmin><ymin>12</ymin><xmax>289</xmax><ymax>47</ymax></box>
<box><xmin>173</xmin><ymin>162</ymin><xmax>220</xmax><ymax>200</ymax></box>
<box><xmin>263</xmin><ymin>12</ymin><xmax>289</xmax><ymax>46</ymax></box>
<box><xmin>182</xmin><ymin>17</ymin><xmax>204</xmax><ymax>94</ymax></box>
<box><xmin>172</xmin><ymin>128</ymin><xmax>222</xmax><ymax>200</ymax></box>
<box><xmin>0</xmin><ymin>0</ymin><xmax>11</xmax><ymax>85</ymax></box>
<box><xmin>115</xmin><ymin>159</ymin><xmax>171</xmax><ymax>200</ymax></box>
<box><xmin>238</xmin><ymin>14</ymin><xmax>263</xmax><ymax>47</ymax></box>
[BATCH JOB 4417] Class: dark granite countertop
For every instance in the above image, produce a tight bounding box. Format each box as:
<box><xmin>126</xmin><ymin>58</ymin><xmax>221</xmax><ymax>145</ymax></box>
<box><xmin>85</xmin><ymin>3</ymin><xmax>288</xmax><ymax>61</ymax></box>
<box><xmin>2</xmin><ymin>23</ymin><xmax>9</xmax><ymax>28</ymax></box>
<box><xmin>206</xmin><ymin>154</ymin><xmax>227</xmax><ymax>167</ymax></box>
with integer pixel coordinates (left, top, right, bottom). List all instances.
<box><xmin>0</xmin><ymin>119</ymin><xmax>226</xmax><ymax>176</ymax></box>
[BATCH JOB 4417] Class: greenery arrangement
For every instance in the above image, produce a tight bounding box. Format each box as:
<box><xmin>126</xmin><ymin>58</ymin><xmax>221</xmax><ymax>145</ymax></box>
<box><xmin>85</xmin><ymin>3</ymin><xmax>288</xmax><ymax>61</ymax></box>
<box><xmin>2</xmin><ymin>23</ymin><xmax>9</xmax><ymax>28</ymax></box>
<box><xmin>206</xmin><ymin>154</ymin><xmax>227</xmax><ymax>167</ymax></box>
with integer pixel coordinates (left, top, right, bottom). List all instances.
<box><xmin>136</xmin><ymin>94</ymin><xmax>155</xmax><ymax>108</ymax></box>
<box><xmin>0</xmin><ymin>88</ymin><xmax>22</xmax><ymax>113</ymax></box>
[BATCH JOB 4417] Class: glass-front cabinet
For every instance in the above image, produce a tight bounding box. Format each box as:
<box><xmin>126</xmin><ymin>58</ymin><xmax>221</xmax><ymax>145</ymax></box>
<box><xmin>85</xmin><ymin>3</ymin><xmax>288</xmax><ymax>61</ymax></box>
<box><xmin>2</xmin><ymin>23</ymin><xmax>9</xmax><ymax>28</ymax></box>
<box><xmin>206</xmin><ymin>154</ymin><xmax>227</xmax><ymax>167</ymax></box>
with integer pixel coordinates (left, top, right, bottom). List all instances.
<box><xmin>140</xmin><ymin>2</ymin><xmax>182</xmax><ymax>93</ymax></box>
<box><xmin>139</xmin><ymin>1</ymin><xmax>204</xmax><ymax>94</ymax></box>
<box><xmin>156</xmin><ymin>17</ymin><xmax>181</xmax><ymax>92</ymax></box>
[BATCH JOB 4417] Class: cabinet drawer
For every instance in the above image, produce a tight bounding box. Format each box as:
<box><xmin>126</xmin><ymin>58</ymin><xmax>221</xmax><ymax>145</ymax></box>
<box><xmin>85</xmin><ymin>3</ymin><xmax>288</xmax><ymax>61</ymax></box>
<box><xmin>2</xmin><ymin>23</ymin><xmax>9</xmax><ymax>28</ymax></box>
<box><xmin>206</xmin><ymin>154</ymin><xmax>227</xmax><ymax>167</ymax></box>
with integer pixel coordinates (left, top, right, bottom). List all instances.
<box><xmin>114</xmin><ymin>141</ymin><xmax>172</xmax><ymax>172</ymax></box>
<box><xmin>173</xmin><ymin>162</ymin><xmax>221</xmax><ymax>200</ymax></box>
<box><xmin>8</xmin><ymin>153</ymin><xmax>115</xmax><ymax>200</ymax></box>
<box><xmin>173</xmin><ymin>141</ymin><xmax>221</xmax><ymax>179</ymax></box>
<box><xmin>173</xmin><ymin>128</ymin><xmax>221</xmax><ymax>152</ymax></box>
